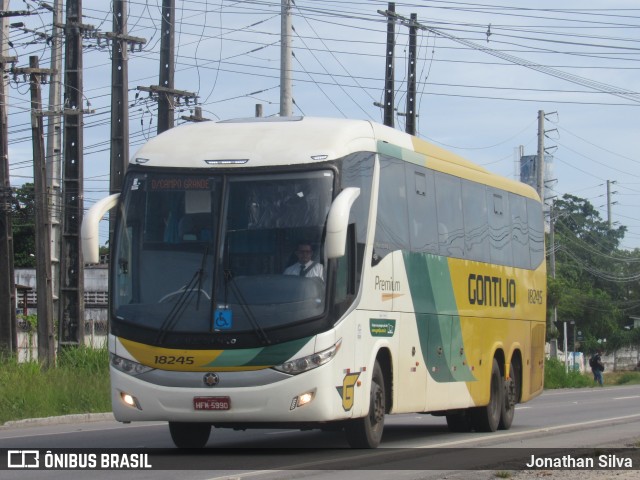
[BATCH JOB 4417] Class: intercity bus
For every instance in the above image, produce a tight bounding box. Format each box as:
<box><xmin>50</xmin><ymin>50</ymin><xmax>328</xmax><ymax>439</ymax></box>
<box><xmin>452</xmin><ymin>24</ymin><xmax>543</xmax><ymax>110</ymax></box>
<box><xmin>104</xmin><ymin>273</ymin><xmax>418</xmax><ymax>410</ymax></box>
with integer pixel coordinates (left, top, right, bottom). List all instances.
<box><xmin>82</xmin><ymin>117</ymin><xmax>546</xmax><ymax>448</ymax></box>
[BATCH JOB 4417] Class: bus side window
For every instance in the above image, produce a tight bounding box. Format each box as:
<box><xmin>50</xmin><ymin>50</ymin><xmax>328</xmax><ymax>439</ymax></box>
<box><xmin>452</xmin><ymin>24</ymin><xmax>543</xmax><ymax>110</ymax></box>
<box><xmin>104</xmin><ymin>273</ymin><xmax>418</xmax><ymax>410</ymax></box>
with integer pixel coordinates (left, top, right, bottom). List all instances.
<box><xmin>527</xmin><ymin>198</ymin><xmax>544</xmax><ymax>268</ymax></box>
<box><xmin>406</xmin><ymin>165</ymin><xmax>438</xmax><ymax>254</ymax></box>
<box><xmin>462</xmin><ymin>181</ymin><xmax>490</xmax><ymax>262</ymax></box>
<box><xmin>434</xmin><ymin>172</ymin><xmax>464</xmax><ymax>258</ymax></box>
<box><xmin>374</xmin><ymin>156</ymin><xmax>410</xmax><ymax>262</ymax></box>
<box><xmin>510</xmin><ymin>193</ymin><xmax>530</xmax><ymax>269</ymax></box>
<box><xmin>488</xmin><ymin>189</ymin><xmax>513</xmax><ymax>265</ymax></box>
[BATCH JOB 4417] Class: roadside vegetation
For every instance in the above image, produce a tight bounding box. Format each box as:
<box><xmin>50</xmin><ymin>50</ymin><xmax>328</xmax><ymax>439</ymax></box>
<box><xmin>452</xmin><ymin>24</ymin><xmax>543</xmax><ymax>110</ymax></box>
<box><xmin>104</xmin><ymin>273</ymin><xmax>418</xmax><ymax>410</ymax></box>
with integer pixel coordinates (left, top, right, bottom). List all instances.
<box><xmin>544</xmin><ymin>357</ymin><xmax>640</xmax><ymax>388</ymax></box>
<box><xmin>0</xmin><ymin>347</ymin><xmax>110</xmax><ymax>425</ymax></box>
<box><xmin>2</xmin><ymin>353</ymin><xmax>640</xmax><ymax>425</ymax></box>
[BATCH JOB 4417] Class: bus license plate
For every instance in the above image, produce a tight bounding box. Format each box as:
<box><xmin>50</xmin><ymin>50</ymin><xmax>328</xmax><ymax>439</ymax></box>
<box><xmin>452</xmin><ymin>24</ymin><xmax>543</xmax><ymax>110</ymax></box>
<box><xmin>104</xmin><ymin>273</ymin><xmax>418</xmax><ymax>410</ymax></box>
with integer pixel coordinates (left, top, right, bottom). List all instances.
<box><xmin>193</xmin><ymin>396</ymin><xmax>231</xmax><ymax>411</ymax></box>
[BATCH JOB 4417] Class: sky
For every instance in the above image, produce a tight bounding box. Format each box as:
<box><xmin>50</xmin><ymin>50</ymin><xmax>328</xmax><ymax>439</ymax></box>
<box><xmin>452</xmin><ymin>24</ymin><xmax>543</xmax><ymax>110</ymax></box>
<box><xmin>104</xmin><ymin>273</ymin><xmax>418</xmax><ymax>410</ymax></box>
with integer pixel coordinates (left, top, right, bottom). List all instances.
<box><xmin>4</xmin><ymin>0</ymin><xmax>640</xmax><ymax>251</ymax></box>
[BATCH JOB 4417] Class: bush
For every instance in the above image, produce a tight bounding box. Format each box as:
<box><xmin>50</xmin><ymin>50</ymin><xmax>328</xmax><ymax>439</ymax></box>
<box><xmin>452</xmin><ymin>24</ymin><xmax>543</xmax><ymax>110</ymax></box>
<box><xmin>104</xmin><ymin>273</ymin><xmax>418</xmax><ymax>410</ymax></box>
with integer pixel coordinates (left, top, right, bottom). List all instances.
<box><xmin>544</xmin><ymin>358</ymin><xmax>593</xmax><ymax>388</ymax></box>
<box><xmin>613</xmin><ymin>371</ymin><xmax>640</xmax><ymax>385</ymax></box>
<box><xmin>0</xmin><ymin>347</ymin><xmax>110</xmax><ymax>425</ymax></box>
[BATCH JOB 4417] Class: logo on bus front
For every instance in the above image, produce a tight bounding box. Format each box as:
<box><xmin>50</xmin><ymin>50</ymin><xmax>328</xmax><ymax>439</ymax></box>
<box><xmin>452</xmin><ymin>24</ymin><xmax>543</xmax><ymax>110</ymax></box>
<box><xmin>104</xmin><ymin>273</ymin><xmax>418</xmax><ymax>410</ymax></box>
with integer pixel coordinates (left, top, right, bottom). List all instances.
<box><xmin>336</xmin><ymin>373</ymin><xmax>360</xmax><ymax>411</ymax></box>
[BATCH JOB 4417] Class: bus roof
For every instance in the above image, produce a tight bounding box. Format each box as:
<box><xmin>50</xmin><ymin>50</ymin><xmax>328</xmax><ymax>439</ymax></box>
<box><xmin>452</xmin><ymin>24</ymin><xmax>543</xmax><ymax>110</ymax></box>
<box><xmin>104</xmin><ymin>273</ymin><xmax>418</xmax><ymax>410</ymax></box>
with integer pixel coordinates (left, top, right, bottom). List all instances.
<box><xmin>131</xmin><ymin>116</ymin><xmax>540</xmax><ymax>201</ymax></box>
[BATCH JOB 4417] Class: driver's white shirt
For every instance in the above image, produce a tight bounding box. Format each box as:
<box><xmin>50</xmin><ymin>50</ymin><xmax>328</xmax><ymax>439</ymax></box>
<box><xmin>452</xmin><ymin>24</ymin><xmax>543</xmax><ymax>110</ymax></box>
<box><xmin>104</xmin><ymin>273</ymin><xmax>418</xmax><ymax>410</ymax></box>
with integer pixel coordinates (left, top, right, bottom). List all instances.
<box><xmin>283</xmin><ymin>261</ymin><xmax>324</xmax><ymax>279</ymax></box>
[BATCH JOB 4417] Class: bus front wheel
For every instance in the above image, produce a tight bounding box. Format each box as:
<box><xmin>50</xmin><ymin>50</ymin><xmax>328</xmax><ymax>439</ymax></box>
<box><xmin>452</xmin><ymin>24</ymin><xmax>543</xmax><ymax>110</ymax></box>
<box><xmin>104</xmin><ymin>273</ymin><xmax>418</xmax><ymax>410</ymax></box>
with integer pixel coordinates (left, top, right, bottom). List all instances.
<box><xmin>345</xmin><ymin>361</ymin><xmax>385</xmax><ymax>448</ymax></box>
<box><xmin>169</xmin><ymin>422</ymin><xmax>211</xmax><ymax>448</ymax></box>
<box><xmin>471</xmin><ymin>358</ymin><xmax>503</xmax><ymax>432</ymax></box>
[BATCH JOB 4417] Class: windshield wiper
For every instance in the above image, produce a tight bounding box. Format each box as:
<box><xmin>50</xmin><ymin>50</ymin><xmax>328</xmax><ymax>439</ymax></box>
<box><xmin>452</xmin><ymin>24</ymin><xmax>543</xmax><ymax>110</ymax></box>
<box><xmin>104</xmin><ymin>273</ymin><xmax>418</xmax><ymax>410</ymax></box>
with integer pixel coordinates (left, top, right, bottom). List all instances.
<box><xmin>156</xmin><ymin>246</ymin><xmax>210</xmax><ymax>345</ymax></box>
<box><xmin>220</xmin><ymin>235</ymin><xmax>270</xmax><ymax>345</ymax></box>
<box><xmin>222</xmin><ymin>269</ymin><xmax>271</xmax><ymax>346</ymax></box>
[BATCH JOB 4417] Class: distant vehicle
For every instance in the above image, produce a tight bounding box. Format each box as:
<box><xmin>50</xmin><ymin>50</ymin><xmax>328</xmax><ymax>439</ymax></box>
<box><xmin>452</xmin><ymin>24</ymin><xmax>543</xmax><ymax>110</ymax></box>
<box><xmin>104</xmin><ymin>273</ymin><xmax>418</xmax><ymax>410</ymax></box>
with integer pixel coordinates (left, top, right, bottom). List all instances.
<box><xmin>83</xmin><ymin>117</ymin><xmax>546</xmax><ymax>448</ymax></box>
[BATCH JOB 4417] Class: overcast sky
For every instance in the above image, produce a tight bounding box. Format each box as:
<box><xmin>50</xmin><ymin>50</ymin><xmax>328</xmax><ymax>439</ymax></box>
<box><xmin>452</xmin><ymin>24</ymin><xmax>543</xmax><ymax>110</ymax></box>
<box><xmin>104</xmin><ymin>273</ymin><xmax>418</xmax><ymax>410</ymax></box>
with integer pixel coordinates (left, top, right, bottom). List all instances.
<box><xmin>4</xmin><ymin>0</ymin><xmax>640</xmax><ymax>250</ymax></box>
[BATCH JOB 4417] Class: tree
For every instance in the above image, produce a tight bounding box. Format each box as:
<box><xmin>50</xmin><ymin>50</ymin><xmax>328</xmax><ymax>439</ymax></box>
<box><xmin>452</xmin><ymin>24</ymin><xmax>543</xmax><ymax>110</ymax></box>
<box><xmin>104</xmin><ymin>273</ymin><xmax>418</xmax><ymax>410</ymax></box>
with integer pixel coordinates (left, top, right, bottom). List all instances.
<box><xmin>550</xmin><ymin>194</ymin><xmax>640</xmax><ymax>353</ymax></box>
<box><xmin>11</xmin><ymin>183</ymin><xmax>36</xmax><ymax>268</ymax></box>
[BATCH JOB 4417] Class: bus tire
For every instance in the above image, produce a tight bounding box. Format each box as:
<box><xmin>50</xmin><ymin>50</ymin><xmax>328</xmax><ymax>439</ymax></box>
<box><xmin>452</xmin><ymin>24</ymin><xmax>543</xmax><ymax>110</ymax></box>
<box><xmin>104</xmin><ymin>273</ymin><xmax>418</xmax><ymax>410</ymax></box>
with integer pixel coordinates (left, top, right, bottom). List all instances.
<box><xmin>499</xmin><ymin>359</ymin><xmax>520</xmax><ymax>430</ymax></box>
<box><xmin>446</xmin><ymin>410</ymin><xmax>472</xmax><ymax>432</ymax></box>
<box><xmin>471</xmin><ymin>358</ymin><xmax>503</xmax><ymax>432</ymax></box>
<box><xmin>345</xmin><ymin>361</ymin><xmax>385</xmax><ymax>448</ymax></box>
<box><xmin>169</xmin><ymin>422</ymin><xmax>211</xmax><ymax>448</ymax></box>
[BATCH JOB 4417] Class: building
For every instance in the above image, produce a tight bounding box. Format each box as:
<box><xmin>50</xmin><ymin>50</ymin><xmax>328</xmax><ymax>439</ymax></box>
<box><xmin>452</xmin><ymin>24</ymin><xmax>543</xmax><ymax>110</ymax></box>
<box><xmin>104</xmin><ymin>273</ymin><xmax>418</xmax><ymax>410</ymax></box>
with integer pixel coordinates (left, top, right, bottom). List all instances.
<box><xmin>14</xmin><ymin>265</ymin><xmax>108</xmax><ymax>360</ymax></box>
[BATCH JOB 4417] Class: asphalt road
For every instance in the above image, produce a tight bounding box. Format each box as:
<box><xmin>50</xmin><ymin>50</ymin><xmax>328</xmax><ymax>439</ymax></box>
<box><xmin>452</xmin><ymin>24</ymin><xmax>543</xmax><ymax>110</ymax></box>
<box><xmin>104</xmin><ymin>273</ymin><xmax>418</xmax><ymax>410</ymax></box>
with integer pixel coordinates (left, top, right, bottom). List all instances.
<box><xmin>1</xmin><ymin>384</ymin><xmax>639</xmax><ymax>479</ymax></box>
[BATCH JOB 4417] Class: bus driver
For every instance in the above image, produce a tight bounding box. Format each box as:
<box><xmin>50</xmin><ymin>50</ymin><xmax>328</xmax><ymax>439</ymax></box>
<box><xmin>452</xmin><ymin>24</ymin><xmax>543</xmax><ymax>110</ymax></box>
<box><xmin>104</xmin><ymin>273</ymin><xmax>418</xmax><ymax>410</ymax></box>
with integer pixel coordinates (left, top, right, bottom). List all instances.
<box><xmin>283</xmin><ymin>241</ymin><xmax>324</xmax><ymax>280</ymax></box>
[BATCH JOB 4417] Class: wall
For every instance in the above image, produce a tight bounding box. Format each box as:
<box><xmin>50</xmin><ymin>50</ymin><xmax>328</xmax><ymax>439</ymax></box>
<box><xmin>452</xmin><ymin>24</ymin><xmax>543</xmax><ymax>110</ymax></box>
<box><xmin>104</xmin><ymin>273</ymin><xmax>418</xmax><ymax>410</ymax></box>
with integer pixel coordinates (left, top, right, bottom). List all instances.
<box><xmin>15</xmin><ymin>266</ymin><xmax>108</xmax><ymax>362</ymax></box>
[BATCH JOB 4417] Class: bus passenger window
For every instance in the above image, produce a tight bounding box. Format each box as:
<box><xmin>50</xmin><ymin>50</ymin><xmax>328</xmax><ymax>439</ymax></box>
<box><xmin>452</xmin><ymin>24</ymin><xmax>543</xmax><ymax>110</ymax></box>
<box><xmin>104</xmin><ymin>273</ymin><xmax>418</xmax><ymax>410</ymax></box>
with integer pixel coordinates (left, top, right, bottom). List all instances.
<box><xmin>434</xmin><ymin>173</ymin><xmax>464</xmax><ymax>258</ymax></box>
<box><xmin>406</xmin><ymin>166</ymin><xmax>438</xmax><ymax>254</ymax></box>
<box><xmin>510</xmin><ymin>193</ymin><xmax>530</xmax><ymax>269</ymax></box>
<box><xmin>528</xmin><ymin>198</ymin><xmax>544</xmax><ymax>268</ymax></box>
<box><xmin>374</xmin><ymin>156</ymin><xmax>410</xmax><ymax>261</ymax></box>
<box><xmin>488</xmin><ymin>190</ymin><xmax>513</xmax><ymax>265</ymax></box>
<box><xmin>462</xmin><ymin>181</ymin><xmax>489</xmax><ymax>263</ymax></box>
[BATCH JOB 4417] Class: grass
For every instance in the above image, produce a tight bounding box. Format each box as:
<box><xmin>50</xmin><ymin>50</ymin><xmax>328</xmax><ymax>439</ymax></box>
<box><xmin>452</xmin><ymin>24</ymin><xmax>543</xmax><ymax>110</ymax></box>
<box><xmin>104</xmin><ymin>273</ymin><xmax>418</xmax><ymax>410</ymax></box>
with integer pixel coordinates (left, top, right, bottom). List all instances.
<box><xmin>2</xmin><ymin>351</ymin><xmax>640</xmax><ymax>425</ymax></box>
<box><xmin>610</xmin><ymin>371</ymin><xmax>640</xmax><ymax>386</ymax></box>
<box><xmin>0</xmin><ymin>347</ymin><xmax>111</xmax><ymax>425</ymax></box>
<box><xmin>494</xmin><ymin>472</ymin><xmax>512</xmax><ymax>479</ymax></box>
<box><xmin>544</xmin><ymin>358</ymin><xmax>640</xmax><ymax>388</ymax></box>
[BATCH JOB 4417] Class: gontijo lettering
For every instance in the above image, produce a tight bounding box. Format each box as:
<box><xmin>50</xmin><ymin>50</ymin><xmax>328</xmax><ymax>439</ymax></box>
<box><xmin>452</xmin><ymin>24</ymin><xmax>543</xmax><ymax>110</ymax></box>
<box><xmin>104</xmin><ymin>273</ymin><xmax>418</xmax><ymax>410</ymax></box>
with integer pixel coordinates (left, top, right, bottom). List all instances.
<box><xmin>468</xmin><ymin>273</ymin><xmax>516</xmax><ymax>308</ymax></box>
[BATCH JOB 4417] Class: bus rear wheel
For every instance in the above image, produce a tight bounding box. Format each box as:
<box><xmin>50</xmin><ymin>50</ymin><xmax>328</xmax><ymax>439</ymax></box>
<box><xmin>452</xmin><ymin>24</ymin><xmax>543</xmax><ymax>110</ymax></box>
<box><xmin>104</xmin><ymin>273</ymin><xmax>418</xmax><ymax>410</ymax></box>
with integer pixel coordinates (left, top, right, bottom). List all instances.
<box><xmin>499</xmin><ymin>359</ymin><xmax>520</xmax><ymax>430</ymax></box>
<box><xmin>471</xmin><ymin>358</ymin><xmax>503</xmax><ymax>432</ymax></box>
<box><xmin>345</xmin><ymin>361</ymin><xmax>385</xmax><ymax>448</ymax></box>
<box><xmin>169</xmin><ymin>422</ymin><xmax>211</xmax><ymax>448</ymax></box>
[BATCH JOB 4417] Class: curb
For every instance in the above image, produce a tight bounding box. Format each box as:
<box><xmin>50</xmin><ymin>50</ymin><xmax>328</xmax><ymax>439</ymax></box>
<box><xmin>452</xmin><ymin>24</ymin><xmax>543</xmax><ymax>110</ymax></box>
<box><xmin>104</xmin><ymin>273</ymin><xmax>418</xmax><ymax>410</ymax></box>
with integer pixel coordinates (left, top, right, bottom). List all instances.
<box><xmin>1</xmin><ymin>412</ymin><xmax>115</xmax><ymax>429</ymax></box>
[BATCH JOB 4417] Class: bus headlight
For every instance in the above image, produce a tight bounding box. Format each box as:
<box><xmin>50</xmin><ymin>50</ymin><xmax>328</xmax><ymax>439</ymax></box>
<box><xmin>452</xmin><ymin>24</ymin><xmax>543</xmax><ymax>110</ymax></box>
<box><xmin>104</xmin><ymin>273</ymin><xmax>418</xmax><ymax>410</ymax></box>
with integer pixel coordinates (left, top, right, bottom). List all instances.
<box><xmin>273</xmin><ymin>339</ymin><xmax>341</xmax><ymax>375</ymax></box>
<box><xmin>110</xmin><ymin>353</ymin><xmax>154</xmax><ymax>376</ymax></box>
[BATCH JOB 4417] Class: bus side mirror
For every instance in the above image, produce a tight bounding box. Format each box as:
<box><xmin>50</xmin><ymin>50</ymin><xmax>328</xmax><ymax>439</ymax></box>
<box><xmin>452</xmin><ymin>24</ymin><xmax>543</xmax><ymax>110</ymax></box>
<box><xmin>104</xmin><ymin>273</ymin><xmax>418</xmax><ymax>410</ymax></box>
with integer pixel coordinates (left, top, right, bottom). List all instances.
<box><xmin>325</xmin><ymin>187</ymin><xmax>360</xmax><ymax>259</ymax></box>
<box><xmin>81</xmin><ymin>193</ymin><xmax>120</xmax><ymax>264</ymax></box>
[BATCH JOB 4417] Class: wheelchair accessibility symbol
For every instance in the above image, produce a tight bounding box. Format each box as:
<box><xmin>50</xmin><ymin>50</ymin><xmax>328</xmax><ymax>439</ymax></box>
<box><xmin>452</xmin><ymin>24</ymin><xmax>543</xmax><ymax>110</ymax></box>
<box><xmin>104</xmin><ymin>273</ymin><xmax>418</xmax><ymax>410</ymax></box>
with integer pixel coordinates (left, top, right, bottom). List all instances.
<box><xmin>214</xmin><ymin>308</ymin><xmax>233</xmax><ymax>330</ymax></box>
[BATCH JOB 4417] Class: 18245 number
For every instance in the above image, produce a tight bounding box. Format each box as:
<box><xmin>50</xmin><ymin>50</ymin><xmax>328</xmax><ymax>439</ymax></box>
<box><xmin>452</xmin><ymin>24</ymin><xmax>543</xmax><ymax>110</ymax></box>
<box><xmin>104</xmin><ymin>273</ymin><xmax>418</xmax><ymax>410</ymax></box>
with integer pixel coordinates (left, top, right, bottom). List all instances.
<box><xmin>154</xmin><ymin>355</ymin><xmax>195</xmax><ymax>365</ymax></box>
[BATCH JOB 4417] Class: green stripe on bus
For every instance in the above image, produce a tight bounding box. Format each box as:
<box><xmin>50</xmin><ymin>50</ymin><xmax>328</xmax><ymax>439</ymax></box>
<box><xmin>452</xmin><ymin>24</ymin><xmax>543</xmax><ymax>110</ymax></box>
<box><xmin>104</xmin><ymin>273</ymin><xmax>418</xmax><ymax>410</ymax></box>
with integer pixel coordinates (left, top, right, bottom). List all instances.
<box><xmin>249</xmin><ymin>336</ymin><xmax>313</xmax><ymax>366</ymax></box>
<box><xmin>377</xmin><ymin>141</ymin><xmax>426</xmax><ymax>167</ymax></box>
<box><xmin>403</xmin><ymin>252</ymin><xmax>475</xmax><ymax>383</ymax></box>
<box><xmin>204</xmin><ymin>336</ymin><xmax>312</xmax><ymax>368</ymax></box>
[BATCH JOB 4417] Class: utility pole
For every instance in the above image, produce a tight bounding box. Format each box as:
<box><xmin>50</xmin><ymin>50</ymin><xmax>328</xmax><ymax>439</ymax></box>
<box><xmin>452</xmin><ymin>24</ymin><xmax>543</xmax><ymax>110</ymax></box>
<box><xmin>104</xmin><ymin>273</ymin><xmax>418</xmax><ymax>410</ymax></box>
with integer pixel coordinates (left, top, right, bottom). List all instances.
<box><xmin>536</xmin><ymin>110</ymin><xmax>545</xmax><ymax>203</ymax></box>
<box><xmin>17</xmin><ymin>57</ymin><xmax>55</xmax><ymax>367</ymax></box>
<box><xmin>110</xmin><ymin>0</ymin><xmax>130</xmax><ymax>248</ymax></box>
<box><xmin>0</xmin><ymin>0</ymin><xmax>17</xmax><ymax>354</ymax></box>
<box><xmin>606</xmin><ymin>180</ymin><xmax>617</xmax><ymax>229</ymax></box>
<box><xmin>549</xmin><ymin>200</ymin><xmax>558</xmax><ymax>357</ymax></box>
<box><xmin>383</xmin><ymin>2</ymin><xmax>395</xmax><ymax>127</ymax></box>
<box><xmin>59</xmin><ymin>0</ymin><xmax>88</xmax><ymax>347</ymax></box>
<box><xmin>377</xmin><ymin>6</ymin><xmax>419</xmax><ymax>133</ymax></box>
<box><xmin>138</xmin><ymin>0</ymin><xmax>195</xmax><ymax>135</ymax></box>
<box><xmin>45</xmin><ymin>0</ymin><xmax>64</xmax><ymax>328</ymax></box>
<box><xmin>157</xmin><ymin>0</ymin><xmax>175</xmax><ymax>133</ymax></box>
<box><xmin>280</xmin><ymin>0</ymin><xmax>293</xmax><ymax>117</ymax></box>
<box><xmin>181</xmin><ymin>106</ymin><xmax>209</xmax><ymax>122</ymax></box>
<box><xmin>549</xmin><ymin>202</ymin><xmax>556</xmax><ymax>285</ymax></box>
<box><xmin>109</xmin><ymin>0</ymin><xmax>146</xmax><ymax>254</ymax></box>
<box><xmin>405</xmin><ymin>13</ymin><xmax>417</xmax><ymax>135</ymax></box>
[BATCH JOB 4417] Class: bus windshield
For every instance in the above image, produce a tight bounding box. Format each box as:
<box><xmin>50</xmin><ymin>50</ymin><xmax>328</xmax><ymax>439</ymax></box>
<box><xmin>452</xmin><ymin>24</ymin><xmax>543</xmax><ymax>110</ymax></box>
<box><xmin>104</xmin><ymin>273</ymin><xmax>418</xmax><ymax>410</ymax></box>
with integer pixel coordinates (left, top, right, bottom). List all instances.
<box><xmin>113</xmin><ymin>169</ymin><xmax>334</xmax><ymax>344</ymax></box>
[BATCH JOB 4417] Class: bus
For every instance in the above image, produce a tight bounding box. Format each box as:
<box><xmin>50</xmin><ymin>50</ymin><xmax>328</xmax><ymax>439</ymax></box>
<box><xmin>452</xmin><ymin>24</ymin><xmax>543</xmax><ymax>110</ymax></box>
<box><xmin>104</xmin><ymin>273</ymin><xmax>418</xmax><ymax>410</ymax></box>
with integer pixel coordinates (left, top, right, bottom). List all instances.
<box><xmin>82</xmin><ymin>117</ymin><xmax>546</xmax><ymax>448</ymax></box>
